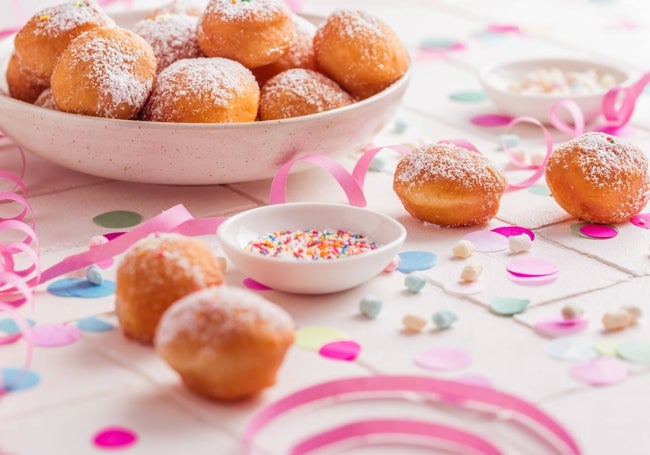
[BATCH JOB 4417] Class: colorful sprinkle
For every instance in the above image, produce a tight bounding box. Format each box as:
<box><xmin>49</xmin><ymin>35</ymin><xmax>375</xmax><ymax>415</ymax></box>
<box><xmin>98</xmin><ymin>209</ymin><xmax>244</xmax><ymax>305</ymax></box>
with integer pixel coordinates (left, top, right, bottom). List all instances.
<box><xmin>318</xmin><ymin>340</ymin><xmax>361</xmax><ymax>361</ymax></box>
<box><xmin>93</xmin><ymin>427</ymin><xmax>138</xmax><ymax>450</ymax></box>
<box><xmin>92</xmin><ymin>210</ymin><xmax>142</xmax><ymax>229</ymax></box>
<box><xmin>396</xmin><ymin>251</ymin><xmax>437</xmax><ymax>273</ymax></box>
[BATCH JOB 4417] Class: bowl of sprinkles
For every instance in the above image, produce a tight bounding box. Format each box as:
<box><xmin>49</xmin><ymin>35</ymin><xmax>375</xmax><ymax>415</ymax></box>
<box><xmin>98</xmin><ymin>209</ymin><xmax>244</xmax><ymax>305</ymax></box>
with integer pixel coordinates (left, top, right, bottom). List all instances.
<box><xmin>217</xmin><ymin>203</ymin><xmax>406</xmax><ymax>294</ymax></box>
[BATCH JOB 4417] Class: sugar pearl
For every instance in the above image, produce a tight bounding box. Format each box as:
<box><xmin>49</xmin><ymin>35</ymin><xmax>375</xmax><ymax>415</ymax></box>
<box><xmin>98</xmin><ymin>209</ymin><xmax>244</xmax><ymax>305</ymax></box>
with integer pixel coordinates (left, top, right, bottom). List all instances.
<box><xmin>602</xmin><ymin>308</ymin><xmax>632</xmax><ymax>332</ymax></box>
<box><xmin>460</xmin><ymin>263</ymin><xmax>482</xmax><ymax>282</ymax></box>
<box><xmin>84</xmin><ymin>265</ymin><xmax>103</xmax><ymax>285</ymax></box>
<box><xmin>508</xmin><ymin>233</ymin><xmax>532</xmax><ymax>254</ymax></box>
<box><xmin>452</xmin><ymin>239</ymin><xmax>476</xmax><ymax>259</ymax></box>
<box><xmin>359</xmin><ymin>295</ymin><xmax>383</xmax><ymax>318</ymax></box>
<box><xmin>404</xmin><ymin>272</ymin><xmax>427</xmax><ymax>293</ymax></box>
<box><xmin>622</xmin><ymin>304</ymin><xmax>642</xmax><ymax>324</ymax></box>
<box><xmin>432</xmin><ymin>310</ymin><xmax>458</xmax><ymax>329</ymax></box>
<box><xmin>403</xmin><ymin>314</ymin><xmax>427</xmax><ymax>333</ymax></box>
<box><xmin>561</xmin><ymin>303</ymin><xmax>584</xmax><ymax>320</ymax></box>
<box><xmin>383</xmin><ymin>255</ymin><xmax>401</xmax><ymax>273</ymax></box>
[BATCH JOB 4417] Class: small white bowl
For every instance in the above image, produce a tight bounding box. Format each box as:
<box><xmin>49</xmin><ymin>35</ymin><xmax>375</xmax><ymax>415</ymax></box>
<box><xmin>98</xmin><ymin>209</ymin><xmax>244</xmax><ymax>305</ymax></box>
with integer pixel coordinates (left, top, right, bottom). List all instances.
<box><xmin>217</xmin><ymin>203</ymin><xmax>406</xmax><ymax>294</ymax></box>
<box><xmin>479</xmin><ymin>57</ymin><xmax>634</xmax><ymax>124</ymax></box>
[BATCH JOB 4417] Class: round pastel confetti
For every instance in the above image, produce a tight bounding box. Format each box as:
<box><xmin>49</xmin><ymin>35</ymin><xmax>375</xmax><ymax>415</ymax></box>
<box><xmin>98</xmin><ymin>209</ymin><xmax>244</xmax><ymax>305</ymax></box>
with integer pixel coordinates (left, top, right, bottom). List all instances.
<box><xmin>243</xmin><ymin>278</ymin><xmax>272</xmax><ymax>291</ymax></box>
<box><xmin>103</xmin><ymin>232</ymin><xmax>125</xmax><ymax>241</ymax></box>
<box><xmin>616</xmin><ymin>340</ymin><xmax>650</xmax><ymax>364</ymax></box>
<box><xmin>420</xmin><ymin>37</ymin><xmax>460</xmax><ymax>49</ymax></box>
<box><xmin>396</xmin><ymin>251</ymin><xmax>437</xmax><ymax>273</ymax></box>
<box><xmin>470</xmin><ymin>114</ymin><xmax>513</xmax><ymax>127</ymax></box>
<box><xmin>92</xmin><ymin>210</ymin><xmax>142</xmax><ymax>229</ymax></box>
<box><xmin>630</xmin><ymin>213</ymin><xmax>650</xmax><ymax>229</ymax></box>
<box><xmin>25</xmin><ymin>323</ymin><xmax>81</xmax><ymax>347</ymax></box>
<box><xmin>490</xmin><ymin>297</ymin><xmax>529</xmax><ymax>316</ymax></box>
<box><xmin>1</xmin><ymin>367</ymin><xmax>40</xmax><ymax>392</ymax></box>
<box><xmin>414</xmin><ymin>347</ymin><xmax>472</xmax><ymax>371</ymax></box>
<box><xmin>295</xmin><ymin>327</ymin><xmax>348</xmax><ymax>351</ymax></box>
<box><xmin>77</xmin><ymin>317</ymin><xmax>115</xmax><ymax>333</ymax></box>
<box><xmin>47</xmin><ymin>278</ymin><xmax>116</xmax><ymax>298</ymax></box>
<box><xmin>462</xmin><ymin>231</ymin><xmax>508</xmax><ymax>253</ymax></box>
<box><xmin>594</xmin><ymin>338</ymin><xmax>622</xmax><ymax>357</ymax></box>
<box><xmin>570</xmin><ymin>223</ymin><xmax>590</xmax><ymax>238</ymax></box>
<box><xmin>578</xmin><ymin>224</ymin><xmax>618</xmax><ymax>239</ymax></box>
<box><xmin>318</xmin><ymin>340</ymin><xmax>361</xmax><ymax>361</ymax></box>
<box><xmin>449</xmin><ymin>91</ymin><xmax>487</xmax><ymax>102</ymax></box>
<box><xmin>528</xmin><ymin>184</ymin><xmax>551</xmax><ymax>196</ymax></box>
<box><xmin>93</xmin><ymin>426</ymin><xmax>138</xmax><ymax>450</ymax></box>
<box><xmin>506</xmin><ymin>256</ymin><xmax>558</xmax><ymax>277</ymax></box>
<box><xmin>570</xmin><ymin>357</ymin><xmax>628</xmax><ymax>386</ymax></box>
<box><xmin>545</xmin><ymin>337</ymin><xmax>599</xmax><ymax>362</ymax></box>
<box><xmin>0</xmin><ymin>318</ymin><xmax>35</xmax><ymax>334</ymax></box>
<box><xmin>507</xmin><ymin>271</ymin><xmax>559</xmax><ymax>285</ymax></box>
<box><xmin>443</xmin><ymin>280</ymin><xmax>484</xmax><ymax>296</ymax></box>
<box><xmin>491</xmin><ymin>226</ymin><xmax>534</xmax><ymax>240</ymax></box>
<box><xmin>534</xmin><ymin>318</ymin><xmax>588</xmax><ymax>338</ymax></box>
<box><xmin>487</xmin><ymin>23</ymin><xmax>521</xmax><ymax>33</ymax></box>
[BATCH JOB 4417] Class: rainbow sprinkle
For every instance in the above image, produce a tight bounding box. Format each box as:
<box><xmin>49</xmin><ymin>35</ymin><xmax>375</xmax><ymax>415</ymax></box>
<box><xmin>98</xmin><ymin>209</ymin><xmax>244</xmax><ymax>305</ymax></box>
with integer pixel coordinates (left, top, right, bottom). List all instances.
<box><xmin>245</xmin><ymin>229</ymin><xmax>378</xmax><ymax>260</ymax></box>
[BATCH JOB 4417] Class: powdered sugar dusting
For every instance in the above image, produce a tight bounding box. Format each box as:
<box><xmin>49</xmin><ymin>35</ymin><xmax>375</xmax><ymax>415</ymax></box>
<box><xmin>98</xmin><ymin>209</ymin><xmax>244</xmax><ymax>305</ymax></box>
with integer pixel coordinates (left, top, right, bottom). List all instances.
<box><xmin>203</xmin><ymin>0</ymin><xmax>289</xmax><ymax>22</ymax></box>
<box><xmin>31</xmin><ymin>0</ymin><xmax>113</xmax><ymax>37</ymax></box>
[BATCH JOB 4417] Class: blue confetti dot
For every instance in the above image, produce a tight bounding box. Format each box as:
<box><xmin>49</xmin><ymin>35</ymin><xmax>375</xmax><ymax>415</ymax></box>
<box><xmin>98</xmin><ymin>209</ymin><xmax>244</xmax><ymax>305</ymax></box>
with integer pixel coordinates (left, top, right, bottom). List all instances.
<box><xmin>47</xmin><ymin>278</ymin><xmax>116</xmax><ymax>298</ymax></box>
<box><xmin>0</xmin><ymin>318</ymin><xmax>35</xmax><ymax>334</ymax></box>
<box><xmin>397</xmin><ymin>251</ymin><xmax>437</xmax><ymax>273</ymax></box>
<box><xmin>77</xmin><ymin>316</ymin><xmax>115</xmax><ymax>333</ymax></box>
<box><xmin>1</xmin><ymin>367</ymin><xmax>40</xmax><ymax>392</ymax></box>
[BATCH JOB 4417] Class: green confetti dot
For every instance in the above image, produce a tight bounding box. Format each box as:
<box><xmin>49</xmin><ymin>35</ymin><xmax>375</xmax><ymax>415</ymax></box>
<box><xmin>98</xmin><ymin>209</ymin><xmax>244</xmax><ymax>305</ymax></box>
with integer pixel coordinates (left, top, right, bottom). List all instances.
<box><xmin>570</xmin><ymin>223</ymin><xmax>589</xmax><ymax>238</ymax></box>
<box><xmin>528</xmin><ymin>184</ymin><xmax>551</xmax><ymax>196</ymax></box>
<box><xmin>421</xmin><ymin>37</ymin><xmax>458</xmax><ymax>49</ymax></box>
<box><xmin>490</xmin><ymin>297</ymin><xmax>530</xmax><ymax>316</ymax></box>
<box><xmin>449</xmin><ymin>91</ymin><xmax>487</xmax><ymax>102</ymax></box>
<box><xmin>93</xmin><ymin>210</ymin><xmax>142</xmax><ymax>229</ymax></box>
<box><xmin>617</xmin><ymin>340</ymin><xmax>650</xmax><ymax>364</ymax></box>
<box><xmin>593</xmin><ymin>338</ymin><xmax>622</xmax><ymax>357</ymax></box>
<box><xmin>295</xmin><ymin>326</ymin><xmax>348</xmax><ymax>351</ymax></box>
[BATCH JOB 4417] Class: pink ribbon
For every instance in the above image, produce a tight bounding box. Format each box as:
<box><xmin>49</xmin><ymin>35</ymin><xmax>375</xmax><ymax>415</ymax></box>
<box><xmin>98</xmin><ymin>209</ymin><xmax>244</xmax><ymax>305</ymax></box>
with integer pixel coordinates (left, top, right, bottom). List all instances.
<box><xmin>598</xmin><ymin>71</ymin><xmax>650</xmax><ymax>132</ymax></box>
<box><xmin>548</xmin><ymin>99</ymin><xmax>585</xmax><ymax>137</ymax></box>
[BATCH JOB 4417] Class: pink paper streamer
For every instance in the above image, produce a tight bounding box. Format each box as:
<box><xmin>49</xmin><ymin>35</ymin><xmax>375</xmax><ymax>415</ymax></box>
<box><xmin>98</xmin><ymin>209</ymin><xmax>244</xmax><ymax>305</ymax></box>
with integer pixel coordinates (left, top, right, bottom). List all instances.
<box><xmin>351</xmin><ymin>145</ymin><xmax>411</xmax><ymax>189</ymax></box>
<box><xmin>242</xmin><ymin>375</ymin><xmax>581</xmax><ymax>455</ymax></box>
<box><xmin>548</xmin><ymin>99</ymin><xmax>585</xmax><ymax>136</ymax></box>
<box><xmin>598</xmin><ymin>72</ymin><xmax>650</xmax><ymax>131</ymax></box>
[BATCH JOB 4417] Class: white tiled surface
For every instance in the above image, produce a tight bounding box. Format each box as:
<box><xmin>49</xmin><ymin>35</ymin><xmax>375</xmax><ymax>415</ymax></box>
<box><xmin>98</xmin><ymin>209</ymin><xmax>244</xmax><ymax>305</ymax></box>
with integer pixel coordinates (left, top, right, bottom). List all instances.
<box><xmin>2</xmin><ymin>0</ymin><xmax>650</xmax><ymax>454</ymax></box>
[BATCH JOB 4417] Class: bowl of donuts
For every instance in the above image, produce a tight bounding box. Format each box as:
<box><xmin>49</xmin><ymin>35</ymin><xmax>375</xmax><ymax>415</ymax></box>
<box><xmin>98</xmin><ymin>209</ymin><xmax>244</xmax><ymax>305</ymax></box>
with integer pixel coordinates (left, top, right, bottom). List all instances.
<box><xmin>0</xmin><ymin>0</ymin><xmax>411</xmax><ymax>184</ymax></box>
<box><xmin>479</xmin><ymin>57</ymin><xmax>634</xmax><ymax>124</ymax></box>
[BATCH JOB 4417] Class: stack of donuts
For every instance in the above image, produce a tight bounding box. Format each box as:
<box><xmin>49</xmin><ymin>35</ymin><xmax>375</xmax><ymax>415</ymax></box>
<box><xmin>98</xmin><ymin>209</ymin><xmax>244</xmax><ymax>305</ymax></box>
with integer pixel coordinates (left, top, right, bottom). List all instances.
<box><xmin>6</xmin><ymin>0</ymin><xmax>410</xmax><ymax>122</ymax></box>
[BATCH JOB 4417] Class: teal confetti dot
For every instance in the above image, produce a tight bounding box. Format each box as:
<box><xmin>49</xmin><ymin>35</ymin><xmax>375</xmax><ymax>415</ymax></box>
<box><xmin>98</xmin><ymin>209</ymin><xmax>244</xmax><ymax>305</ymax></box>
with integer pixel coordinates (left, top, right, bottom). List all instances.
<box><xmin>421</xmin><ymin>37</ymin><xmax>458</xmax><ymax>49</ymax></box>
<box><xmin>397</xmin><ymin>251</ymin><xmax>437</xmax><ymax>273</ymax></box>
<box><xmin>490</xmin><ymin>297</ymin><xmax>530</xmax><ymax>316</ymax></box>
<box><xmin>449</xmin><ymin>91</ymin><xmax>487</xmax><ymax>102</ymax></box>
<box><xmin>92</xmin><ymin>210</ymin><xmax>142</xmax><ymax>229</ymax></box>
<box><xmin>0</xmin><ymin>318</ymin><xmax>35</xmax><ymax>334</ymax></box>
<box><xmin>1</xmin><ymin>367</ymin><xmax>40</xmax><ymax>392</ymax></box>
<box><xmin>48</xmin><ymin>278</ymin><xmax>116</xmax><ymax>298</ymax></box>
<box><xmin>528</xmin><ymin>184</ymin><xmax>551</xmax><ymax>196</ymax></box>
<box><xmin>77</xmin><ymin>316</ymin><xmax>115</xmax><ymax>333</ymax></box>
<box><xmin>617</xmin><ymin>340</ymin><xmax>650</xmax><ymax>364</ymax></box>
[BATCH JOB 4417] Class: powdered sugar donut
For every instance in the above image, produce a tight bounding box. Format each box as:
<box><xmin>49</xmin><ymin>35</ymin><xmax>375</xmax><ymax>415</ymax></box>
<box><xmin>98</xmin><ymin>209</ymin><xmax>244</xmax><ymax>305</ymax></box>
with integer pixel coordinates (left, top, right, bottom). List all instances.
<box><xmin>34</xmin><ymin>88</ymin><xmax>59</xmax><ymax>110</ymax></box>
<box><xmin>545</xmin><ymin>132</ymin><xmax>650</xmax><ymax>224</ymax></box>
<box><xmin>50</xmin><ymin>26</ymin><xmax>157</xmax><ymax>119</ymax></box>
<box><xmin>149</xmin><ymin>0</ymin><xmax>209</xmax><ymax>17</ymax></box>
<box><xmin>13</xmin><ymin>0</ymin><xmax>114</xmax><ymax>83</ymax></box>
<box><xmin>155</xmin><ymin>285</ymin><xmax>294</xmax><ymax>401</ymax></box>
<box><xmin>5</xmin><ymin>53</ymin><xmax>49</xmax><ymax>103</ymax></box>
<box><xmin>196</xmin><ymin>0</ymin><xmax>294</xmax><ymax>68</ymax></box>
<box><xmin>259</xmin><ymin>68</ymin><xmax>353</xmax><ymax>120</ymax></box>
<box><xmin>142</xmin><ymin>57</ymin><xmax>259</xmax><ymax>123</ymax></box>
<box><xmin>393</xmin><ymin>143</ymin><xmax>507</xmax><ymax>227</ymax></box>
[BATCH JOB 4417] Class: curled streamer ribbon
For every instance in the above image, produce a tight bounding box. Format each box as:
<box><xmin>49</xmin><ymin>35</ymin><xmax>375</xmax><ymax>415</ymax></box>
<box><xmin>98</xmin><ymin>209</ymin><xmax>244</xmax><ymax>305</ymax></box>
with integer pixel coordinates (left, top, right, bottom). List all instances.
<box><xmin>599</xmin><ymin>71</ymin><xmax>650</xmax><ymax>131</ymax></box>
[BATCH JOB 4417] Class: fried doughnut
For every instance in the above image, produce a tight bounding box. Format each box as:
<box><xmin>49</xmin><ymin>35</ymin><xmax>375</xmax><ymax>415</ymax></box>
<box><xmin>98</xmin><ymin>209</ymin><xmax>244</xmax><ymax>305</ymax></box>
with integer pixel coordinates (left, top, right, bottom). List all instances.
<box><xmin>545</xmin><ymin>132</ymin><xmax>650</xmax><ymax>224</ymax></box>
<box><xmin>50</xmin><ymin>26</ymin><xmax>157</xmax><ymax>119</ymax></box>
<box><xmin>115</xmin><ymin>233</ymin><xmax>224</xmax><ymax>345</ymax></box>
<box><xmin>149</xmin><ymin>0</ymin><xmax>209</xmax><ymax>17</ymax></box>
<box><xmin>133</xmin><ymin>13</ymin><xmax>203</xmax><ymax>73</ymax></box>
<box><xmin>141</xmin><ymin>57</ymin><xmax>259</xmax><ymax>123</ymax></box>
<box><xmin>393</xmin><ymin>143</ymin><xmax>507</xmax><ymax>227</ymax></box>
<box><xmin>5</xmin><ymin>53</ymin><xmax>49</xmax><ymax>103</ymax></box>
<box><xmin>313</xmin><ymin>9</ymin><xmax>409</xmax><ymax>100</ymax></box>
<box><xmin>13</xmin><ymin>0</ymin><xmax>114</xmax><ymax>83</ymax></box>
<box><xmin>155</xmin><ymin>285</ymin><xmax>295</xmax><ymax>401</ymax></box>
<box><xmin>252</xmin><ymin>14</ymin><xmax>318</xmax><ymax>87</ymax></box>
<box><xmin>34</xmin><ymin>88</ymin><xmax>59</xmax><ymax>110</ymax></box>
<box><xmin>196</xmin><ymin>0</ymin><xmax>293</xmax><ymax>68</ymax></box>
<box><xmin>258</xmin><ymin>69</ymin><xmax>354</xmax><ymax>120</ymax></box>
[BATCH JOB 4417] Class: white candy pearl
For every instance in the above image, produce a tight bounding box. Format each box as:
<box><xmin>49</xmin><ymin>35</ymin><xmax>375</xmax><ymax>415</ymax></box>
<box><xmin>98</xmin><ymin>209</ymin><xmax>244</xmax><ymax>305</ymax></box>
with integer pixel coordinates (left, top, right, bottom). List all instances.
<box><xmin>452</xmin><ymin>240</ymin><xmax>476</xmax><ymax>259</ymax></box>
<box><xmin>508</xmin><ymin>233</ymin><xmax>532</xmax><ymax>254</ymax></box>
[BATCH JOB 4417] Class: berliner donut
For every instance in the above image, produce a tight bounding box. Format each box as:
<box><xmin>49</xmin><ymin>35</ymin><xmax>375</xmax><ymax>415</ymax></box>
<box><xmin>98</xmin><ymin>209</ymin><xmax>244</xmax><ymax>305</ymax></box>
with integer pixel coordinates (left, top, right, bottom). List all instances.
<box><xmin>34</xmin><ymin>88</ymin><xmax>59</xmax><ymax>110</ymax></box>
<box><xmin>545</xmin><ymin>132</ymin><xmax>650</xmax><ymax>224</ymax></box>
<box><xmin>149</xmin><ymin>0</ymin><xmax>209</xmax><ymax>18</ymax></box>
<box><xmin>393</xmin><ymin>143</ymin><xmax>507</xmax><ymax>227</ymax></box>
<box><xmin>5</xmin><ymin>53</ymin><xmax>49</xmax><ymax>103</ymax></box>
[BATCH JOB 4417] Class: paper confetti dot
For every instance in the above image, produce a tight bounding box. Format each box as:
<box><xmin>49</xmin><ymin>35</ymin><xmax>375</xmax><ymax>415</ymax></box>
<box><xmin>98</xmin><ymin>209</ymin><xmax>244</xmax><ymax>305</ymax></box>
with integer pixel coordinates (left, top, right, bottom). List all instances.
<box><xmin>630</xmin><ymin>213</ymin><xmax>650</xmax><ymax>229</ymax></box>
<box><xmin>295</xmin><ymin>327</ymin><xmax>348</xmax><ymax>351</ymax></box>
<box><xmin>616</xmin><ymin>340</ymin><xmax>650</xmax><ymax>364</ymax></box>
<box><xmin>594</xmin><ymin>338</ymin><xmax>622</xmax><ymax>357</ymax></box>
<box><xmin>414</xmin><ymin>347</ymin><xmax>472</xmax><ymax>371</ymax></box>
<box><xmin>470</xmin><ymin>114</ymin><xmax>513</xmax><ymax>127</ymax></box>
<box><xmin>93</xmin><ymin>427</ymin><xmax>138</xmax><ymax>450</ymax></box>
<box><xmin>491</xmin><ymin>226</ymin><xmax>535</xmax><ymax>240</ymax></box>
<box><xmin>534</xmin><ymin>318</ymin><xmax>588</xmax><ymax>338</ymax></box>
<box><xmin>1</xmin><ymin>367</ymin><xmax>40</xmax><ymax>392</ymax></box>
<box><xmin>318</xmin><ymin>340</ymin><xmax>361</xmax><ymax>361</ymax></box>
<box><xmin>77</xmin><ymin>317</ymin><xmax>115</xmax><ymax>333</ymax></box>
<box><xmin>93</xmin><ymin>210</ymin><xmax>142</xmax><ymax>229</ymax></box>
<box><xmin>578</xmin><ymin>224</ymin><xmax>618</xmax><ymax>239</ymax></box>
<box><xmin>545</xmin><ymin>337</ymin><xmax>599</xmax><ymax>362</ymax></box>
<box><xmin>0</xmin><ymin>318</ymin><xmax>35</xmax><ymax>345</ymax></box>
<box><xmin>243</xmin><ymin>278</ymin><xmax>272</xmax><ymax>291</ymax></box>
<box><xmin>396</xmin><ymin>251</ymin><xmax>437</xmax><ymax>273</ymax></box>
<box><xmin>570</xmin><ymin>357</ymin><xmax>628</xmax><ymax>386</ymax></box>
<box><xmin>443</xmin><ymin>280</ymin><xmax>484</xmax><ymax>296</ymax></box>
<box><xmin>47</xmin><ymin>278</ymin><xmax>116</xmax><ymax>298</ymax></box>
<box><xmin>507</xmin><ymin>271</ymin><xmax>559</xmax><ymax>285</ymax></box>
<box><xmin>103</xmin><ymin>232</ymin><xmax>125</xmax><ymax>241</ymax></box>
<box><xmin>487</xmin><ymin>23</ymin><xmax>521</xmax><ymax>33</ymax></box>
<box><xmin>449</xmin><ymin>91</ymin><xmax>487</xmax><ymax>102</ymax></box>
<box><xmin>506</xmin><ymin>256</ymin><xmax>558</xmax><ymax>277</ymax></box>
<box><xmin>462</xmin><ymin>231</ymin><xmax>508</xmax><ymax>252</ymax></box>
<box><xmin>420</xmin><ymin>37</ymin><xmax>462</xmax><ymax>49</ymax></box>
<box><xmin>25</xmin><ymin>323</ymin><xmax>81</xmax><ymax>347</ymax></box>
<box><xmin>490</xmin><ymin>297</ymin><xmax>529</xmax><ymax>316</ymax></box>
<box><xmin>528</xmin><ymin>184</ymin><xmax>551</xmax><ymax>196</ymax></box>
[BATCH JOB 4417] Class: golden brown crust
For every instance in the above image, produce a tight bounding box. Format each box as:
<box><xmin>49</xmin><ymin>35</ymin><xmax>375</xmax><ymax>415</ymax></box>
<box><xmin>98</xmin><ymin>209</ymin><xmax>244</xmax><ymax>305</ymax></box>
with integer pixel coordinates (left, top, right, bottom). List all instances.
<box><xmin>313</xmin><ymin>9</ymin><xmax>409</xmax><ymax>100</ymax></box>
<box><xmin>115</xmin><ymin>233</ymin><xmax>224</xmax><ymax>345</ymax></box>
<box><xmin>545</xmin><ymin>132</ymin><xmax>650</xmax><ymax>224</ymax></box>
<box><xmin>393</xmin><ymin>143</ymin><xmax>507</xmax><ymax>227</ymax></box>
<box><xmin>155</xmin><ymin>286</ymin><xmax>294</xmax><ymax>401</ymax></box>
<box><xmin>6</xmin><ymin>53</ymin><xmax>49</xmax><ymax>103</ymax></box>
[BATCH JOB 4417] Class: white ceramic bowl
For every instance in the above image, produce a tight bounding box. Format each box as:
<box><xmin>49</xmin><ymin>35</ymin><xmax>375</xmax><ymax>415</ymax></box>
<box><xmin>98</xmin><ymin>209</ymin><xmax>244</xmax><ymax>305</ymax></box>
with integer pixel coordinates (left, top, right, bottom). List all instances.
<box><xmin>0</xmin><ymin>10</ymin><xmax>410</xmax><ymax>185</ymax></box>
<box><xmin>217</xmin><ymin>203</ymin><xmax>406</xmax><ymax>294</ymax></box>
<box><xmin>479</xmin><ymin>57</ymin><xmax>634</xmax><ymax>124</ymax></box>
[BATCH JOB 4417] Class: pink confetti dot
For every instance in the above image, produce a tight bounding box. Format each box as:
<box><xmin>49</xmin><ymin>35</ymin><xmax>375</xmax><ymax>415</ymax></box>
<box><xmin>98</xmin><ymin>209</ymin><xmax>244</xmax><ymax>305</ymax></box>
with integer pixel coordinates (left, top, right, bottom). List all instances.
<box><xmin>243</xmin><ymin>278</ymin><xmax>271</xmax><ymax>291</ymax></box>
<box><xmin>470</xmin><ymin>114</ymin><xmax>513</xmax><ymax>127</ymax></box>
<box><xmin>506</xmin><ymin>256</ymin><xmax>558</xmax><ymax>277</ymax></box>
<box><xmin>318</xmin><ymin>340</ymin><xmax>361</xmax><ymax>361</ymax></box>
<box><xmin>93</xmin><ymin>426</ymin><xmax>138</xmax><ymax>450</ymax></box>
<box><xmin>491</xmin><ymin>226</ymin><xmax>535</xmax><ymax>240</ymax></box>
<box><xmin>578</xmin><ymin>224</ymin><xmax>618</xmax><ymax>239</ymax></box>
<box><xmin>414</xmin><ymin>347</ymin><xmax>472</xmax><ymax>371</ymax></box>
<box><xmin>25</xmin><ymin>323</ymin><xmax>81</xmax><ymax>347</ymax></box>
<box><xmin>487</xmin><ymin>23</ymin><xmax>521</xmax><ymax>33</ymax></box>
<box><xmin>507</xmin><ymin>271</ymin><xmax>559</xmax><ymax>286</ymax></box>
<box><xmin>462</xmin><ymin>231</ymin><xmax>508</xmax><ymax>252</ymax></box>
<box><xmin>535</xmin><ymin>318</ymin><xmax>589</xmax><ymax>338</ymax></box>
<box><xmin>630</xmin><ymin>213</ymin><xmax>650</xmax><ymax>229</ymax></box>
<box><xmin>570</xmin><ymin>357</ymin><xmax>628</xmax><ymax>386</ymax></box>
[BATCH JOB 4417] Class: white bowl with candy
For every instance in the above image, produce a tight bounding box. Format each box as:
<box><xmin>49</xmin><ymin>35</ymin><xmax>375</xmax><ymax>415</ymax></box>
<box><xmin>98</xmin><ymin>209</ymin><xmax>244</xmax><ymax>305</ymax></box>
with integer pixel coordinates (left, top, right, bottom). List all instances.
<box><xmin>479</xmin><ymin>57</ymin><xmax>634</xmax><ymax>124</ymax></box>
<box><xmin>217</xmin><ymin>203</ymin><xmax>406</xmax><ymax>294</ymax></box>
